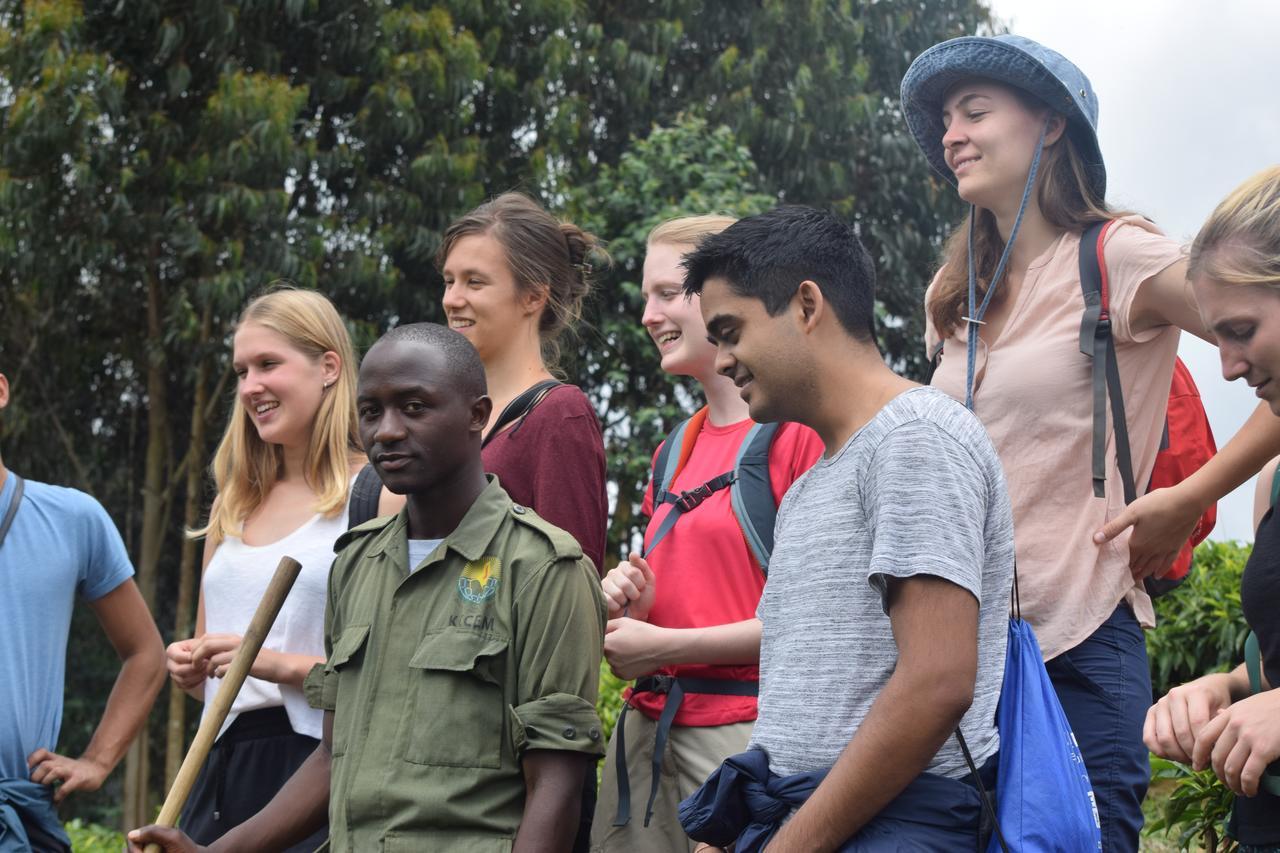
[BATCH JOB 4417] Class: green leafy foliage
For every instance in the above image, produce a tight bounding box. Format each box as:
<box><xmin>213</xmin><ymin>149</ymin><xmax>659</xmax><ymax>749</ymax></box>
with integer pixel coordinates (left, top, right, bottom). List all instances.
<box><xmin>1147</xmin><ymin>541</ymin><xmax>1252</xmax><ymax>699</ymax></box>
<box><xmin>1140</xmin><ymin>540</ymin><xmax>1253</xmax><ymax>851</ymax></box>
<box><xmin>65</xmin><ymin>819</ymin><xmax>125</xmax><ymax>853</ymax></box>
<box><xmin>1146</xmin><ymin>758</ymin><xmax>1238</xmax><ymax>852</ymax></box>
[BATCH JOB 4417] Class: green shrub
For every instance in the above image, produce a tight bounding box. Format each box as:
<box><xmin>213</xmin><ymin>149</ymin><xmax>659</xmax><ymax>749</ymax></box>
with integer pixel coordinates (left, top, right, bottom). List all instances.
<box><xmin>1145</xmin><ymin>758</ymin><xmax>1238</xmax><ymax>852</ymax></box>
<box><xmin>66</xmin><ymin>819</ymin><xmax>124</xmax><ymax>853</ymax></box>
<box><xmin>1141</xmin><ymin>540</ymin><xmax>1253</xmax><ymax>850</ymax></box>
<box><xmin>1147</xmin><ymin>540</ymin><xmax>1251</xmax><ymax>698</ymax></box>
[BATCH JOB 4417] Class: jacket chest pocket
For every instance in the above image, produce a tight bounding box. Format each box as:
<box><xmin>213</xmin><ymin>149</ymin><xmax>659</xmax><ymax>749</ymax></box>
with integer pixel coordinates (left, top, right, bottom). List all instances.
<box><xmin>326</xmin><ymin>625</ymin><xmax>371</xmax><ymax>758</ymax></box>
<box><xmin>397</xmin><ymin>630</ymin><xmax>509</xmax><ymax>768</ymax></box>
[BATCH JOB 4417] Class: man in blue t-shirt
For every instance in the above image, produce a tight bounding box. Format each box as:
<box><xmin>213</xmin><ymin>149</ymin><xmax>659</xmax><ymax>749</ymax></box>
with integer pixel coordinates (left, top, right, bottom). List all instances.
<box><xmin>0</xmin><ymin>371</ymin><xmax>166</xmax><ymax>850</ymax></box>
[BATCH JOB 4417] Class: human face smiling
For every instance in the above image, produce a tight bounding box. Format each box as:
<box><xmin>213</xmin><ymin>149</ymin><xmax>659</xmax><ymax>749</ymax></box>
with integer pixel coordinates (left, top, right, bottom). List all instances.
<box><xmin>641</xmin><ymin>242</ymin><xmax>718</xmax><ymax>378</ymax></box>
<box><xmin>441</xmin><ymin>233</ymin><xmax>541</xmax><ymax>363</ymax></box>
<box><xmin>232</xmin><ymin>321</ymin><xmax>335</xmax><ymax>450</ymax></box>
<box><xmin>940</xmin><ymin>81</ymin><xmax>1058</xmax><ymax>211</ymax></box>
<box><xmin>356</xmin><ymin>340</ymin><xmax>489</xmax><ymax>495</ymax></box>
<box><xmin>1193</xmin><ymin>272</ymin><xmax>1280</xmax><ymax>415</ymax></box>
<box><xmin>699</xmin><ymin>275</ymin><xmax>807</xmax><ymax>424</ymax></box>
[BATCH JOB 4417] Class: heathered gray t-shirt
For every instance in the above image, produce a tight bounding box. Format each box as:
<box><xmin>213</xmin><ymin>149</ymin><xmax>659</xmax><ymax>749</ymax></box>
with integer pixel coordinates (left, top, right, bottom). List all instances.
<box><xmin>748</xmin><ymin>387</ymin><xmax>1014</xmax><ymax>779</ymax></box>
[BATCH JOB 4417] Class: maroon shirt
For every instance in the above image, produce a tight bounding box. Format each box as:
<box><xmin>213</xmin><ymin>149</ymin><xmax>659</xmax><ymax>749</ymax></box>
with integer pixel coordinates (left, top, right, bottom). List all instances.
<box><xmin>481</xmin><ymin>384</ymin><xmax>608</xmax><ymax>574</ymax></box>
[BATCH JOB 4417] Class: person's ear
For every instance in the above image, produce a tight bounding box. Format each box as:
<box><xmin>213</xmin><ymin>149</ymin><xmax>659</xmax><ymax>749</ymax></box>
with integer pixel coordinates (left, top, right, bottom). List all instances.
<box><xmin>1043</xmin><ymin>112</ymin><xmax>1067</xmax><ymax>147</ymax></box>
<box><xmin>794</xmin><ymin>281</ymin><xmax>825</xmax><ymax>334</ymax></box>
<box><xmin>471</xmin><ymin>395</ymin><xmax>493</xmax><ymax>434</ymax></box>
<box><xmin>319</xmin><ymin>351</ymin><xmax>341</xmax><ymax>389</ymax></box>
<box><xmin>0</xmin><ymin>374</ymin><xmax>8</xmax><ymax>410</ymax></box>
<box><xmin>521</xmin><ymin>283</ymin><xmax>550</xmax><ymax>317</ymax></box>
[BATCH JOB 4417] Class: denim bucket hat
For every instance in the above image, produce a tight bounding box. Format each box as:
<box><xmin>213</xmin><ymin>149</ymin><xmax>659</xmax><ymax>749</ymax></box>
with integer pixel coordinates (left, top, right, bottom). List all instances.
<box><xmin>900</xmin><ymin>34</ymin><xmax>1105</xmax><ymax>199</ymax></box>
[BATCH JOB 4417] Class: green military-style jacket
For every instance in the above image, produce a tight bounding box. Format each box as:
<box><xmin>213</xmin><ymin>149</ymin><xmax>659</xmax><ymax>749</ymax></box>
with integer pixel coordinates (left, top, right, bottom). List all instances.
<box><xmin>303</xmin><ymin>476</ymin><xmax>606</xmax><ymax>852</ymax></box>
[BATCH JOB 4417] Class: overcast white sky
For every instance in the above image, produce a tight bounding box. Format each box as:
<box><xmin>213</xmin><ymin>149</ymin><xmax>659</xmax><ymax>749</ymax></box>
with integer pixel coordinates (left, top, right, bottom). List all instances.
<box><xmin>984</xmin><ymin>0</ymin><xmax>1280</xmax><ymax>541</ymax></box>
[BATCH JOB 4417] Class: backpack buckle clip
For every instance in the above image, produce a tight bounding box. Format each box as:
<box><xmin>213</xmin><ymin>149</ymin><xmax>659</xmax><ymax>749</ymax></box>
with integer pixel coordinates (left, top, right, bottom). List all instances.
<box><xmin>675</xmin><ymin>484</ymin><xmax>713</xmax><ymax>512</ymax></box>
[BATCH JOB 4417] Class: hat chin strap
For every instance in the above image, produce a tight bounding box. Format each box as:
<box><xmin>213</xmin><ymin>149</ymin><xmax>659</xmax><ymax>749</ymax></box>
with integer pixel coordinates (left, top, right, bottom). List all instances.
<box><xmin>962</xmin><ymin>117</ymin><xmax>1052</xmax><ymax>410</ymax></box>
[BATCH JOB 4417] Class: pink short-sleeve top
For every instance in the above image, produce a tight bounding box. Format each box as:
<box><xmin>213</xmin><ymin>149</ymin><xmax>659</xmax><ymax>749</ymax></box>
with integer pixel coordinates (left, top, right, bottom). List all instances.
<box><xmin>925</xmin><ymin>217</ymin><xmax>1184</xmax><ymax>659</ymax></box>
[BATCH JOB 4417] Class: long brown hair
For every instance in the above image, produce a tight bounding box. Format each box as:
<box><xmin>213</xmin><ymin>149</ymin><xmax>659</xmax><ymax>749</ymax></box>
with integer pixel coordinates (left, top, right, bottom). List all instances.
<box><xmin>436</xmin><ymin>192</ymin><xmax>607</xmax><ymax>368</ymax></box>
<box><xmin>928</xmin><ymin>90</ymin><xmax>1128</xmax><ymax>340</ymax></box>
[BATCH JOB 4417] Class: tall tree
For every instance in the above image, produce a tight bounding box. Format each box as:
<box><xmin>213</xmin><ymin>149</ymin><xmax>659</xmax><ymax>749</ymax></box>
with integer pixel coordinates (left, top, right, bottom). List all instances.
<box><xmin>0</xmin><ymin>0</ymin><xmax>994</xmax><ymax>827</ymax></box>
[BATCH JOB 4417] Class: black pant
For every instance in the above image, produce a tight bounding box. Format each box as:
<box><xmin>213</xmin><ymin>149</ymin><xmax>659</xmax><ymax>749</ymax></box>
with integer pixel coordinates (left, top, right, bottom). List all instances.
<box><xmin>178</xmin><ymin>707</ymin><xmax>328</xmax><ymax>852</ymax></box>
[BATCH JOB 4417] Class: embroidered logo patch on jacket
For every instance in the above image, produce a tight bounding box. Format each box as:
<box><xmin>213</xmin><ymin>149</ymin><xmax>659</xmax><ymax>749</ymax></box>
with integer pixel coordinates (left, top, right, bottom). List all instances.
<box><xmin>458</xmin><ymin>556</ymin><xmax>501</xmax><ymax>604</ymax></box>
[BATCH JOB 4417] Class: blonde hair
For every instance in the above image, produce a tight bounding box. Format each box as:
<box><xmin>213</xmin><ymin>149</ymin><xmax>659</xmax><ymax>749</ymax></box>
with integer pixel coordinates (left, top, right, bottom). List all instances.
<box><xmin>647</xmin><ymin>215</ymin><xmax>738</xmax><ymax>248</ymax></box>
<box><xmin>928</xmin><ymin>88</ymin><xmax>1130</xmax><ymax>340</ymax></box>
<box><xmin>195</xmin><ymin>286</ymin><xmax>360</xmax><ymax>547</ymax></box>
<box><xmin>1189</xmin><ymin>165</ymin><xmax>1280</xmax><ymax>287</ymax></box>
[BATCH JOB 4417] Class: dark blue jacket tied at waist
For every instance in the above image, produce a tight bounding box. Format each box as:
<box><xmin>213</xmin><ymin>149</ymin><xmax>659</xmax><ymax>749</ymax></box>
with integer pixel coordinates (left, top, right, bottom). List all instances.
<box><xmin>678</xmin><ymin>748</ymin><xmax>996</xmax><ymax>852</ymax></box>
<box><xmin>0</xmin><ymin>778</ymin><xmax>70</xmax><ymax>853</ymax></box>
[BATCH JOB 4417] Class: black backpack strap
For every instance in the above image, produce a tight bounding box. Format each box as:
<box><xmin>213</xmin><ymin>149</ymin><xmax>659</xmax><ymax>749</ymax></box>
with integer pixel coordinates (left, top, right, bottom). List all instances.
<box><xmin>955</xmin><ymin>728</ymin><xmax>1009</xmax><ymax>853</ymax></box>
<box><xmin>347</xmin><ymin>464</ymin><xmax>383</xmax><ymax>530</ymax></box>
<box><xmin>1078</xmin><ymin>220</ymin><xmax>1137</xmax><ymax>504</ymax></box>
<box><xmin>482</xmin><ymin>380</ymin><xmax>562</xmax><ymax>449</ymax></box>
<box><xmin>0</xmin><ymin>475</ymin><xmax>25</xmax><ymax>550</ymax></box>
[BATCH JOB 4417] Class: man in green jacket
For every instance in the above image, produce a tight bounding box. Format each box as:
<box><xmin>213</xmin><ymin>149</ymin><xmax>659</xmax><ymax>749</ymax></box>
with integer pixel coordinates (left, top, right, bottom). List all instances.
<box><xmin>130</xmin><ymin>323</ymin><xmax>607</xmax><ymax>853</ymax></box>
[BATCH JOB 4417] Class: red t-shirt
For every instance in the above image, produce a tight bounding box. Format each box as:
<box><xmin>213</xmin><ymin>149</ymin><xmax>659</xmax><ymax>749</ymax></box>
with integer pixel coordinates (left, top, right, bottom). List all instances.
<box><xmin>627</xmin><ymin>418</ymin><xmax>824</xmax><ymax>726</ymax></box>
<box><xmin>482</xmin><ymin>384</ymin><xmax>608</xmax><ymax>573</ymax></box>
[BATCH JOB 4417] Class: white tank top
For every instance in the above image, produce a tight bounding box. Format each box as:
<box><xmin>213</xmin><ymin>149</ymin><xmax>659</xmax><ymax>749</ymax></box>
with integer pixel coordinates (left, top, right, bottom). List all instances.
<box><xmin>201</xmin><ymin>485</ymin><xmax>354</xmax><ymax>740</ymax></box>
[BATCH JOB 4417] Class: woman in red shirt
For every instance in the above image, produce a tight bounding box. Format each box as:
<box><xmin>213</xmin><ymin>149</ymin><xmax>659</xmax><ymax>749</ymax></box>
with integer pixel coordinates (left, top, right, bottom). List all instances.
<box><xmin>592</xmin><ymin>216</ymin><xmax>823</xmax><ymax>852</ymax></box>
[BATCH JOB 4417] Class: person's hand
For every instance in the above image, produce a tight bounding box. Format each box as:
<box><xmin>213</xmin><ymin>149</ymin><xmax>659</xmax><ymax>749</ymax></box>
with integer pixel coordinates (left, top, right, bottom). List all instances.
<box><xmin>190</xmin><ymin>633</ymin><xmax>282</xmax><ymax>681</ymax></box>
<box><xmin>600</xmin><ymin>552</ymin><xmax>656</xmax><ymax>621</ymax></box>
<box><xmin>26</xmin><ymin>749</ymin><xmax>109</xmax><ymax>803</ymax></box>
<box><xmin>1193</xmin><ymin>689</ymin><xmax>1280</xmax><ymax>797</ymax></box>
<box><xmin>126</xmin><ymin>825</ymin><xmax>204</xmax><ymax>852</ymax></box>
<box><xmin>604</xmin><ymin>617</ymin><xmax>670</xmax><ymax>680</ymax></box>
<box><xmin>1143</xmin><ymin>673</ymin><xmax>1234</xmax><ymax>763</ymax></box>
<box><xmin>1093</xmin><ymin>484</ymin><xmax>1203</xmax><ymax>581</ymax></box>
<box><xmin>166</xmin><ymin>638</ymin><xmax>206</xmax><ymax>691</ymax></box>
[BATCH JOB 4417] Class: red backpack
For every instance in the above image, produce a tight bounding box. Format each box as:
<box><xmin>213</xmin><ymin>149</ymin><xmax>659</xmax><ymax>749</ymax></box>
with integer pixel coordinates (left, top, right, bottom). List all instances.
<box><xmin>1078</xmin><ymin>220</ymin><xmax>1217</xmax><ymax>595</ymax></box>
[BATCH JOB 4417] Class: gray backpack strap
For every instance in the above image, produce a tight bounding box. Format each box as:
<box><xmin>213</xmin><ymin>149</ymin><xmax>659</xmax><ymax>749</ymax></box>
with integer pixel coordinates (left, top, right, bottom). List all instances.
<box><xmin>1078</xmin><ymin>219</ymin><xmax>1137</xmax><ymax>504</ymax></box>
<box><xmin>729</xmin><ymin>422</ymin><xmax>781</xmax><ymax>576</ymax></box>
<box><xmin>347</xmin><ymin>465</ymin><xmax>383</xmax><ymax>530</ymax></box>
<box><xmin>0</xmin><ymin>475</ymin><xmax>24</xmax><ymax>550</ymax></box>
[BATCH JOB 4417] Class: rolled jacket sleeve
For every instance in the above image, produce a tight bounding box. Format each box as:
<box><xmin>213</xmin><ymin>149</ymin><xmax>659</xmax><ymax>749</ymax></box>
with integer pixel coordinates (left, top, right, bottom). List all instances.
<box><xmin>511</xmin><ymin>555</ymin><xmax>607</xmax><ymax>757</ymax></box>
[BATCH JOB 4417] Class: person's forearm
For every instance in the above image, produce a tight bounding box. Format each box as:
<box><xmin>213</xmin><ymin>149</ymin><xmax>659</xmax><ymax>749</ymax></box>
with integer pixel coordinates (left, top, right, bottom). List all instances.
<box><xmin>262</xmin><ymin>652</ymin><xmax>325</xmax><ymax>689</ymax></box>
<box><xmin>1222</xmin><ymin>664</ymin><xmax>1256</xmax><ymax>703</ymax></box>
<box><xmin>81</xmin><ymin>646</ymin><xmax>166</xmax><ymax>773</ymax></box>
<box><xmin>658</xmin><ymin>619</ymin><xmax>761</xmax><ymax>668</ymax></box>
<box><xmin>209</xmin><ymin>743</ymin><xmax>331</xmax><ymax>853</ymax></box>
<box><xmin>768</xmin><ymin>670</ymin><xmax>970</xmax><ymax>851</ymax></box>
<box><xmin>1184</xmin><ymin>403</ymin><xmax>1280</xmax><ymax>508</ymax></box>
<box><xmin>512</xmin><ymin>753</ymin><xmax>584</xmax><ymax>853</ymax></box>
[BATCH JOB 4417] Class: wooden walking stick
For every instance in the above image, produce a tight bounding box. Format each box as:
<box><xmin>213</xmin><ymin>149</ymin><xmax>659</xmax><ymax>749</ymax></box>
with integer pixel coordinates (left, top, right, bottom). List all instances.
<box><xmin>144</xmin><ymin>556</ymin><xmax>303</xmax><ymax>853</ymax></box>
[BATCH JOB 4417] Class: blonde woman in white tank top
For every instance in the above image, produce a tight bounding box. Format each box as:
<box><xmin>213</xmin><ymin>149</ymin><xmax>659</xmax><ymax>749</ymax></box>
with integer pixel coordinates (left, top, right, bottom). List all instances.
<box><xmin>165</xmin><ymin>288</ymin><xmax>400</xmax><ymax>850</ymax></box>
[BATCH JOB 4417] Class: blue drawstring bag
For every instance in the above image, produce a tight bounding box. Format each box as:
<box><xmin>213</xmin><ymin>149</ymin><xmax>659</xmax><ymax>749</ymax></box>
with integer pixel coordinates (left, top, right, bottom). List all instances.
<box><xmin>990</xmin><ymin>612</ymin><xmax>1102</xmax><ymax>852</ymax></box>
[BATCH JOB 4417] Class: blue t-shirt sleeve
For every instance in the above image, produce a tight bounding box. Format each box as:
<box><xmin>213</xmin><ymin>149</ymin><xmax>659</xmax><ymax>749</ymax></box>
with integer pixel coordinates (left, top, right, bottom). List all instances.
<box><xmin>74</xmin><ymin>493</ymin><xmax>135</xmax><ymax>602</ymax></box>
<box><xmin>864</xmin><ymin>419</ymin><xmax>988</xmax><ymax>612</ymax></box>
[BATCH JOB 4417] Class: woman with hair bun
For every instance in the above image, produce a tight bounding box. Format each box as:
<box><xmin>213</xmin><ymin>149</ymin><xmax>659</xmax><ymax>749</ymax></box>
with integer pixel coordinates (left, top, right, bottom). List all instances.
<box><xmin>167</xmin><ymin>287</ymin><xmax>399</xmax><ymax>850</ymax></box>
<box><xmin>438</xmin><ymin>193</ymin><xmax>610</xmax><ymax>850</ymax></box>
<box><xmin>438</xmin><ymin>192</ymin><xmax>608</xmax><ymax>573</ymax></box>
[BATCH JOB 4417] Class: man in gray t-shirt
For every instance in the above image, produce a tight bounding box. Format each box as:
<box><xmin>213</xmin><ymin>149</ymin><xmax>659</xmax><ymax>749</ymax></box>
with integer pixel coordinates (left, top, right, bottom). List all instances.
<box><xmin>681</xmin><ymin>206</ymin><xmax>1014</xmax><ymax>850</ymax></box>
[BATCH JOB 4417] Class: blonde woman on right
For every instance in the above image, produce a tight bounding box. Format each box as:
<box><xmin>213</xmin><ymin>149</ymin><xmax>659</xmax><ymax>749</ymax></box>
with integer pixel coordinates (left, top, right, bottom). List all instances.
<box><xmin>591</xmin><ymin>216</ymin><xmax>823</xmax><ymax>852</ymax></box>
<box><xmin>1146</xmin><ymin>166</ymin><xmax>1280</xmax><ymax>852</ymax></box>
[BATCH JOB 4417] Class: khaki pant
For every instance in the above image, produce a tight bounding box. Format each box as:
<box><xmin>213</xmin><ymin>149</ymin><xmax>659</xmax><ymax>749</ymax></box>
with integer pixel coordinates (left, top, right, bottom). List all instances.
<box><xmin>591</xmin><ymin>712</ymin><xmax>753</xmax><ymax>853</ymax></box>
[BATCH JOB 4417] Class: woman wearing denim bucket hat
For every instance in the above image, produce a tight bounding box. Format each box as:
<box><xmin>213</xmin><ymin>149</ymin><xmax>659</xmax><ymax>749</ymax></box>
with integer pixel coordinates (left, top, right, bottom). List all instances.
<box><xmin>901</xmin><ymin>34</ymin><xmax>1213</xmax><ymax>848</ymax></box>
